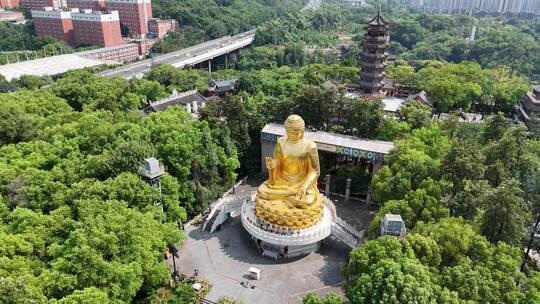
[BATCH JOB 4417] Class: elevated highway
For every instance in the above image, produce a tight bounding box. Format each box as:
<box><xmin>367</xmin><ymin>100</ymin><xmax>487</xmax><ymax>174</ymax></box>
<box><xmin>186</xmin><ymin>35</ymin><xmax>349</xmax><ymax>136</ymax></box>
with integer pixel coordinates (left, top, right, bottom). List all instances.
<box><xmin>99</xmin><ymin>30</ymin><xmax>255</xmax><ymax>79</ymax></box>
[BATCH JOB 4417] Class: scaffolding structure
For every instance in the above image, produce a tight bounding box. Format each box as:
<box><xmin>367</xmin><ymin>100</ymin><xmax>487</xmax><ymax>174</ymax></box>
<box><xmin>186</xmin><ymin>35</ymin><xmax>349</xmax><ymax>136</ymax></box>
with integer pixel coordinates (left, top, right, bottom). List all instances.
<box><xmin>139</xmin><ymin>157</ymin><xmax>165</xmax><ymax>213</ymax></box>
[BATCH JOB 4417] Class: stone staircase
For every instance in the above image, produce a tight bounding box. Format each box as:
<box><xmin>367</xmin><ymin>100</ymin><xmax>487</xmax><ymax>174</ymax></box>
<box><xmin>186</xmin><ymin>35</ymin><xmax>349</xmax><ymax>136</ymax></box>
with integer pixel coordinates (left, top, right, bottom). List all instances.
<box><xmin>324</xmin><ymin>199</ymin><xmax>365</xmax><ymax>249</ymax></box>
<box><xmin>331</xmin><ymin>217</ymin><xmax>365</xmax><ymax>248</ymax></box>
<box><xmin>203</xmin><ymin>194</ymin><xmax>254</xmax><ymax>233</ymax></box>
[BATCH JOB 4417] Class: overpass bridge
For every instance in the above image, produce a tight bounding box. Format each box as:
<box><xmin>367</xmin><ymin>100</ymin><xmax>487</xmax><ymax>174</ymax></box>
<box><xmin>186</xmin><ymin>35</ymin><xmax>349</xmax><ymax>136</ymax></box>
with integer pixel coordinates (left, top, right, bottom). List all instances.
<box><xmin>99</xmin><ymin>30</ymin><xmax>255</xmax><ymax>79</ymax></box>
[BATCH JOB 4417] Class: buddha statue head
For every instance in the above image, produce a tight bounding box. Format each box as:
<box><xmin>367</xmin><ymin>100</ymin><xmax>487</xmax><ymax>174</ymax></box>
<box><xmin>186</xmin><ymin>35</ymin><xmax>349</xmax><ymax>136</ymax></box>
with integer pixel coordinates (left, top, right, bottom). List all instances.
<box><xmin>284</xmin><ymin>115</ymin><xmax>305</xmax><ymax>142</ymax></box>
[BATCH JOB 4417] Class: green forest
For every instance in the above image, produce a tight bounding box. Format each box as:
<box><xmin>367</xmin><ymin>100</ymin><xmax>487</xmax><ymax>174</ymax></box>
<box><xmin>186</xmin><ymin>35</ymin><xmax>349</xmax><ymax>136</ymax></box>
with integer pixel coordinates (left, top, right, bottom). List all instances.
<box><xmin>151</xmin><ymin>0</ymin><xmax>307</xmax><ymax>52</ymax></box>
<box><xmin>206</xmin><ymin>1</ymin><xmax>540</xmax><ymax>80</ymax></box>
<box><xmin>1</xmin><ymin>61</ymin><xmax>538</xmax><ymax>303</ymax></box>
<box><xmin>0</xmin><ymin>71</ymin><xmax>240</xmax><ymax>302</ymax></box>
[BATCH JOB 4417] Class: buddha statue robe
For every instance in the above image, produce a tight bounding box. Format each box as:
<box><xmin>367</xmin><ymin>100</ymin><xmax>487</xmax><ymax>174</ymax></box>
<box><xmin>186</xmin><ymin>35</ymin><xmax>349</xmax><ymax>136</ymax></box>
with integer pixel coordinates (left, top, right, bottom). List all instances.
<box><xmin>255</xmin><ymin>115</ymin><xmax>324</xmax><ymax>229</ymax></box>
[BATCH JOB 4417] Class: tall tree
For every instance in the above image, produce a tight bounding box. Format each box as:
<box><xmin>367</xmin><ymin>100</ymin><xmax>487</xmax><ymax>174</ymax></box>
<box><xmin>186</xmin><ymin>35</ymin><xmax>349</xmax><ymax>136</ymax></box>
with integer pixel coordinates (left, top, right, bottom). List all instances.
<box><xmin>400</xmin><ymin>100</ymin><xmax>432</xmax><ymax>129</ymax></box>
<box><xmin>441</xmin><ymin>140</ymin><xmax>486</xmax><ymax>195</ymax></box>
<box><xmin>289</xmin><ymin>85</ymin><xmax>335</xmax><ymax>130</ymax></box>
<box><xmin>417</xmin><ymin>61</ymin><xmax>488</xmax><ymax>112</ymax></box>
<box><xmin>489</xmin><ymin>66</ymin><xmax>529</xmax><ymax>114</ymax></box>
<box><xmin>345</xmin><ymin>98</ymin><xmax>384</xmax><ymax>138</ymax></box>
<box><xmin>344</xmin><ymin>237</ymin><xmax>442</xmax><ymax>304</ymax></box>
<box><xmin>480</xmin><ymin>178</ymin><xmax>530</xmax><ymax>245</ymax></box>
<box><xmin>200</xmin><ymin>95</ymin><xmax>252</xmax><ymax>174</ymax></box>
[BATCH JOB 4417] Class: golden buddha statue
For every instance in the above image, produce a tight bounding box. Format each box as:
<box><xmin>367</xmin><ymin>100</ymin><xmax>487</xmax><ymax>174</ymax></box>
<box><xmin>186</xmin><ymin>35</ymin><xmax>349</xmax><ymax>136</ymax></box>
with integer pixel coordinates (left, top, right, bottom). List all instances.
<box><xmin>256</xmin><ymin>115</ymin><xmax>323</xmax><ymax>229</ymax></box>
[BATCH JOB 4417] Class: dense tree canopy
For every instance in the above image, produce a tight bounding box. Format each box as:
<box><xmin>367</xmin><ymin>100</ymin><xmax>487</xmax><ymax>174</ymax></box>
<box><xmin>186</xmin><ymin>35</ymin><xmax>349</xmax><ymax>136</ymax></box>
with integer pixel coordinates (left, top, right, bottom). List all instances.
<box><xmin>342</xmin><ymin>222</ymin><xmax>533</xmax><ymax>304</ymax></box>
<box><xmin>1</xmin><ymin>2</ymin><xmax>539</xmax><ymax>303</ymax></box>
<box><xmin>152</xmin><ymin>0</ymin><xmax>305</xmax><ymax>39</ymax></box>
<box><xmin>0</xmin><ymin>70</ymin><xmax>239</xmax><ymax>302</ymax></box>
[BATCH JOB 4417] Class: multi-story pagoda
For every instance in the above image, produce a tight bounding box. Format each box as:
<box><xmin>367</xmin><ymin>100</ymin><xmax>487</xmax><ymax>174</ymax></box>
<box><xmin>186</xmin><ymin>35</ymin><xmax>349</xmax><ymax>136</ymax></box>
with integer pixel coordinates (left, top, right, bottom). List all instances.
<box><xmin>358</xmin><ymin>10</ymin><xmax>389</xmax><ymax>96</ymax></box>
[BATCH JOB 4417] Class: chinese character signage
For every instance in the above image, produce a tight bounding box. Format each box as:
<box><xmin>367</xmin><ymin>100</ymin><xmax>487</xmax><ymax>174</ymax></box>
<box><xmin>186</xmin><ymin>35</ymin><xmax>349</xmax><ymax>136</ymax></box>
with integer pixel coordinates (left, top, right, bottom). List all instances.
<box><xmin>261</xmin><ymin>132</ymin><xmax>385</xmax><ymax>161</ymax></box>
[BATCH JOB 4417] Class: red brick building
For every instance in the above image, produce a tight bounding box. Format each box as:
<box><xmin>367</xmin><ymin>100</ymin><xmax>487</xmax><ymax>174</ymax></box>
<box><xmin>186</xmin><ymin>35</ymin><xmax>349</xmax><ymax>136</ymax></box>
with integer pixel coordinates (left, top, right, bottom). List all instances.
<box><xmin>0</xmin><ymin>0</ymin><xmax>21</xmax><ymax>9</ymax></box>
<box><xmin>148</xmin><ymin>18</ymin><xmax>178</xmax><ymax>39</ymax></box>
<box><xmin>0</xmin><ymin>10</ymin><xmax>25</xmax><ymax>22</ymax></box>
<box><xmin>130</xmin><ymin>38</ymin><xmax>154</xmax><ymax>54</ymax></box>
<box><xmin>78</xmin><ymin>42</ymin><xmax>139</xmax><ymax>62</ymax></box>
<box><xmin>31</xmin><ymin>8</ymin><xmax>75</xmax><ymax>46</ymax></box>
<box><xmin>65</xmin><ymin>0</ymin><xmax>103</xmax><ymax>10</ymax></box>
<box><xmin>21</xmin><ymin>0</ymin><xmax>63</xmax><ymax>10</ymax></box>
<box><xmin>71</xmin><ymin>9</ymin><xmax>123</xmax><ymax>46</ymax></box>
<box><xmin>104</xmin><ymin>0</ymin><xmax>151</xmax><ymax>38</ymax></box>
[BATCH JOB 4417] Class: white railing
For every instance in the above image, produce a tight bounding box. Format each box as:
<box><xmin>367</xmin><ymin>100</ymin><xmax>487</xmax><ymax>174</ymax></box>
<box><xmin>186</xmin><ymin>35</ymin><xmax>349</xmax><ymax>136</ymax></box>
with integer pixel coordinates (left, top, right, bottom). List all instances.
<box><xmin>240</xmin><ymin>199</ymin><xmax>332</xmax><ymax>246</ymax></box>
<box><xmin>323</xmin><ymin>196</ymin><xmax>365</xmax><ymax>248</ymax></box>
<box><xmin>171</xmin><ymin>36</ymin><xmax>254</xmax><ymax>68</ymax></box>
<box><xmin>238</xmin><ymin>194</ymin><xmax>365</xmax><ymax>248</ymax></box>
<box><xmin>209</xmin><ymin>196</ymin><xmax>247</xmax><ymax>233</ymax></box>
<box><xmin>331</xmin><ymin>227</ymin><xmax>356</xmax><ymax>247</ymax></box>
<box><xmin>335</xmin><ymin>217</ymin><xmax>364</xmax><ymax>240</ymax></box>
<box><xmin>202</xmin><ymin>177</ymin><xmax>249</xmax><ymax>231</ymax></box>
<box><xmin>331</xmin><ymin>217</ymin><xmax>365</xmax><ymax>248</ymax></box>
<box><xmin>331</xmin><ymin>223</ymin><xmax>363</xmax><ymax>248</ymax></box>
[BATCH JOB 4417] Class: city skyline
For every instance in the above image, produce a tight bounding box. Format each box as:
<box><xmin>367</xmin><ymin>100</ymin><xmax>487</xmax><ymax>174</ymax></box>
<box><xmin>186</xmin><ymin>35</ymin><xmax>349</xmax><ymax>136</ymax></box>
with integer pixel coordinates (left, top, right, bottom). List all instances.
<box><xmin>402</xmin><ymin>0</ymin><xmax>540</xmax><ymax>15</ymax></box>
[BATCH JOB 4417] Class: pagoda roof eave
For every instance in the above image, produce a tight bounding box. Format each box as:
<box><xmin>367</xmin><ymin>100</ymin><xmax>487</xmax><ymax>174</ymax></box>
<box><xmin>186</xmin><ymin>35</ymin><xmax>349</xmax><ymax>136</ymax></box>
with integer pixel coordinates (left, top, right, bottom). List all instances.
<box><xmin>368</xmin><ymin>13</ymin><xmax>387</xmax><ymax>26</ymax></box>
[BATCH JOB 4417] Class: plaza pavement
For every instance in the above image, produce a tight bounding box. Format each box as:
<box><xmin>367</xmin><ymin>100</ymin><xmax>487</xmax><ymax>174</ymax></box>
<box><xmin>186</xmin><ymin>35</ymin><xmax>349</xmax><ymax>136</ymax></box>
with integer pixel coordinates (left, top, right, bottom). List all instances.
<box><xmin>170</xmin><ymin>219</ymin><xmax>350</xmax><ymax>303</ymax></box>
<box><xmin>167</xmin><ymin>178</ymin><xmax>378</xmax><ymax>303</ymax></box>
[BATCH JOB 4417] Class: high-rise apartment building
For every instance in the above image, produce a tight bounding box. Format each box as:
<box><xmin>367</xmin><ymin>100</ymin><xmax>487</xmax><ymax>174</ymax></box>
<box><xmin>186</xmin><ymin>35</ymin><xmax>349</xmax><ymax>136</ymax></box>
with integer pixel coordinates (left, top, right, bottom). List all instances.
<box><xmin>31</xmin><ymin>7</ymin><xmax>75</xmax><ymax>46</ymax></box>
<box><xmin>71</xmin><ymin>9</ymin><xmax>123</xmax><ymax>46</ymax></box>
<box><xmin>104</xmin><ymin>0</ymin><xmax>151</xmax><ymax>38</ymax></box>
<box><xmin>65</xmin><ymin>0</ymin><xmax>104</xmax><ymax>10</ymax></box>
<box><xmin>404</xmin><ymin>0</ymin><xmax>540</xmax><ymax>15</ymax></box>
<box><xmin>21</xmin><ymin>0</ymin><xmax>64</xmax><ymax>10</ymax></box>
<box><xmin>32</xmin><ymin>7</ymin><xmax>123</xmax><ymax>47</ymax></box>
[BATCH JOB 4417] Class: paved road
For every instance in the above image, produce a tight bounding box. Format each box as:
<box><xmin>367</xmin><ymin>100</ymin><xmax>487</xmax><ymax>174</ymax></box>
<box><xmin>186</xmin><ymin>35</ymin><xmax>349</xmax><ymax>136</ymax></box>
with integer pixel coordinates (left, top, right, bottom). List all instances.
<box><xmin>99</xmin><ymin>30</ymin><xmax>255</xmax><ymax>79</ymax></box>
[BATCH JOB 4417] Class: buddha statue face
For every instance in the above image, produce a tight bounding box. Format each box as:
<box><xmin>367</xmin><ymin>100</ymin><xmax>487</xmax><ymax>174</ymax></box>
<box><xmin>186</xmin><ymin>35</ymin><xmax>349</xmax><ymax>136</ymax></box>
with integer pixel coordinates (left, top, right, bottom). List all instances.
<box><xmin>284</xmin><ymin>115</ymin><xmax>305</xmax><ymax>142</ymax></box>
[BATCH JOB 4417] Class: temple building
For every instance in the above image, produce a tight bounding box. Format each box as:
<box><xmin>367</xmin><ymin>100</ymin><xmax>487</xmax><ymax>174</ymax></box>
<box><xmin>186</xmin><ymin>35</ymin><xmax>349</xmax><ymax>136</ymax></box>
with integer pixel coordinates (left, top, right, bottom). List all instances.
<box><xmin>358</xmin><ymin>10</ymin><xmax>389</xmax><ymax>97</ymax></box>
<box><xmin>143</xmin><ymin>89</ymin><xmax>208</xmax><ymax>118</ymax></box>
<box><xmin>517</xmin><ymin>84</ymin><xmax>540</xmax><ymax>122</ymax></box>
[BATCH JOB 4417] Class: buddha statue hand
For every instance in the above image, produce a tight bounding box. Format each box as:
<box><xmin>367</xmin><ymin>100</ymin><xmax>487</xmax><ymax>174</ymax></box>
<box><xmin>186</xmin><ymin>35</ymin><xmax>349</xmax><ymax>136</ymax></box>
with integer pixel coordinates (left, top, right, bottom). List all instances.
<box><xmin>294</xmin><ymin>187</ymin><xmax>307</xmax><ymax>202</ymax></box>
<box><xmin>294</xmin><ymin>186</ymin><xmax>308</xmax><ymax>204</ymax></box>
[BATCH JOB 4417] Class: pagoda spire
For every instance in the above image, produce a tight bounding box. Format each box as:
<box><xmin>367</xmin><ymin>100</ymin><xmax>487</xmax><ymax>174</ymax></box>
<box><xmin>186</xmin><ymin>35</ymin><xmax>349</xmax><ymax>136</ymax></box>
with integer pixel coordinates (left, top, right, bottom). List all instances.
<box><xmin>358</xmin><ymin>5</ymin><xmax>389</xmax><ymax>96</ymax></box>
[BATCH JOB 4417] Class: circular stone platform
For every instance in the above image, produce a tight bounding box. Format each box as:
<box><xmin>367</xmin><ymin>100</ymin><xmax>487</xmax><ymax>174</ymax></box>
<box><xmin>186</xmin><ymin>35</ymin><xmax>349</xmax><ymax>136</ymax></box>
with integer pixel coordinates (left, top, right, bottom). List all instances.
<box><xmin>241</xmin><ymin>195</ymin><xmax>335</xmax><ymax>259</ymax></box>
<box><xmin>255</xmin><ymin>194</ymin><xmax>324</xmax><ymax>229</ymax></box>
